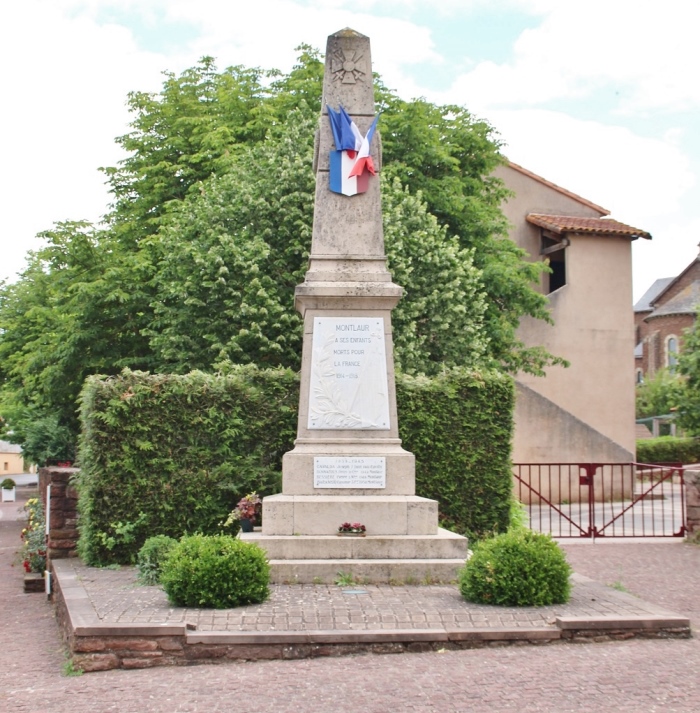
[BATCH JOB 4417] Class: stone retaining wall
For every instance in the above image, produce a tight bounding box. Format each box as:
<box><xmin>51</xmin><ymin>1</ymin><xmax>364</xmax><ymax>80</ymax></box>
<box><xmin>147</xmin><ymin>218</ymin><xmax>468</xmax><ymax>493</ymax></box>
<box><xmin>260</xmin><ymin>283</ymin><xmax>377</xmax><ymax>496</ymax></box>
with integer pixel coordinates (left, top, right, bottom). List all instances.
<box><xmin>38</xmin><ymin>466</ymin><xmax>80</xmax><ymax>560</ymax></box>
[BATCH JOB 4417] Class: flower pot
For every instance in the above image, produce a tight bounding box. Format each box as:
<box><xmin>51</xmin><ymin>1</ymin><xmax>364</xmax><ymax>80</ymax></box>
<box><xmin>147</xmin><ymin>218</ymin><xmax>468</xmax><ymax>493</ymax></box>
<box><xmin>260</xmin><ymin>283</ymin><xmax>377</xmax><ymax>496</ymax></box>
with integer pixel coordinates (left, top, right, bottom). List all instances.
<box><xmin>2</xmin><ymin>487</ymin><xmax>16</xmax><ymax>503</ymax></box>
<box><xmin>337</xmin><ymin>531</ymin><xmax>366</xmax><ymax>537</ymax></box>
<box><xmin>239</xmin><ymin>518</ymin><xmax>254</xmax><ymax>533</ymax></box>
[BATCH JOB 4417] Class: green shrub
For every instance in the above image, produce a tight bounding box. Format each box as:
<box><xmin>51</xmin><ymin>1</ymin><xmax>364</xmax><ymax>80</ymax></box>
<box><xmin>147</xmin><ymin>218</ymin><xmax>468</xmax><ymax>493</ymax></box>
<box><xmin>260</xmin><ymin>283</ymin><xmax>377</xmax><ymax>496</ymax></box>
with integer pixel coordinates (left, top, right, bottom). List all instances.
<box><xmin>77</xmin><ymin>366</ymin><xmax>297</xmax><ymax>565</ymax></box>
<box><xmin>1</xmin><ymin>478</ymin><xmax>16</xmax><ymax>489</ymax></box>
<box><xmin>508</xmin><ymin>496</ymin><xmax>529</xmax><ymax>532</ymax></box>
<box><xmin>160</xmin><ymin>534</ymin><xmax>270</xmax><ymax>608</ymax></box>
<box><xmin>398</xmin><ymin>369</ymin><xmax>514</xmax><ymax>540</ymax></box>
<box><xmin>21</xmin><ymin>497</ymin><xmax>47</xmax><ymax>574</ymax></box>
<box><xmin>636</xmin><ymin>436</ymin><xmax>700</xmax><ymax>465</ymax></box>
<box><xmin>136</xmin><ymin>535</ymin><xmax>178</xmax><ymax>585</ymax></box>
<box><xmin>459</xmin><ymin>530</ymin><xmax>571</xmax><ymax>606</ymax></box>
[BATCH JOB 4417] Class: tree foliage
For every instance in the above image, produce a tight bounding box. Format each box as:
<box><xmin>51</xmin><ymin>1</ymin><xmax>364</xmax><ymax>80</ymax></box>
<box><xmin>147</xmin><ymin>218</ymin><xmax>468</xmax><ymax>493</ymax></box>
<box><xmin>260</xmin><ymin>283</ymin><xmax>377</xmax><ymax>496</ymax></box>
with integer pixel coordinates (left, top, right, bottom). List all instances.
<box><xmin>635</xmin><ymin>368</ymin><xmax>685</xmax><ymax>420</ymax></box>
<box><xmin>1</xmin><ymin>47</ymin><xmax>558</xmax><ymax>456</ymax></box>
<box><xmin>677</xmin><ymin>315</ymin><xmax>700</xmax><ymax>434</ymax></box>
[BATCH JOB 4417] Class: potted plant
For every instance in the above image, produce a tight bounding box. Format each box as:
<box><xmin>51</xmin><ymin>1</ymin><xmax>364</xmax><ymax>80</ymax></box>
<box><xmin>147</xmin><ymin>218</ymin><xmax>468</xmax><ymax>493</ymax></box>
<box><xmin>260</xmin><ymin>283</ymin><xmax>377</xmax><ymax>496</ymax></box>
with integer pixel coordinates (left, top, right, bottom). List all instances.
<box><xmin>1</xmin><ymin>478</ymin><xmax>16</xmax><ymax>503</ymax></box>
<box><xmin>21</xmin><ymin>497</ymin><xmax>46</xmax><ymax>591</ymax></box>
<box><xmin>223</xmin><ymin>492</ymin><xmax>262</xmax><ymax>533</ymax></box>
<box><xmin>337</xmin><ymin>522</ymin><xmax>366</xmax><ymax>537</ymax></box>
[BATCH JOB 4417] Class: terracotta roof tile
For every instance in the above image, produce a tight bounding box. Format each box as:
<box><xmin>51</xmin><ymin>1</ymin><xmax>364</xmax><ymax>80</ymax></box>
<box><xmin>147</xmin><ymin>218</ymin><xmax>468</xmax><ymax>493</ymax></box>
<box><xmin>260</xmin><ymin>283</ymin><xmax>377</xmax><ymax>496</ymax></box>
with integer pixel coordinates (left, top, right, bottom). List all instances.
<box><xmin>527</xmin><ymin>213</ymin><xmax>652</xmax><ymax>239</ymax></box>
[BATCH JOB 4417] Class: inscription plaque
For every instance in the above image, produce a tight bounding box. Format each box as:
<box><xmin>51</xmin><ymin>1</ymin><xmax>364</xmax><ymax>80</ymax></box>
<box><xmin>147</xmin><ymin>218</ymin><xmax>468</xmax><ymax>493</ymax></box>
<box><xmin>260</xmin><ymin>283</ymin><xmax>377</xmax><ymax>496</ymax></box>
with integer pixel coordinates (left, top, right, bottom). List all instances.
<box><xmin>314</xmin><ymin>457</ymin><xmax>386</xmax><ymax>488</ymax></box>
<box><xmin>308</xmin><ymin>317</ymin><xmax>390</xmax><ymax>429</ymax></box>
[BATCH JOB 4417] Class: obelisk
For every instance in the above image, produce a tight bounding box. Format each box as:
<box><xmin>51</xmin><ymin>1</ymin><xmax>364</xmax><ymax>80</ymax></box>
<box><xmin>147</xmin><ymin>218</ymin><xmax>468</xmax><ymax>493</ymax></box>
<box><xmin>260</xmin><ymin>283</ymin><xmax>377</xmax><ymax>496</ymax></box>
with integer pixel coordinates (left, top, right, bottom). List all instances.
<box><xmin>244</xmin><ymin>29</ymin><xmax>467</xmax><ymax>582</ymax></box>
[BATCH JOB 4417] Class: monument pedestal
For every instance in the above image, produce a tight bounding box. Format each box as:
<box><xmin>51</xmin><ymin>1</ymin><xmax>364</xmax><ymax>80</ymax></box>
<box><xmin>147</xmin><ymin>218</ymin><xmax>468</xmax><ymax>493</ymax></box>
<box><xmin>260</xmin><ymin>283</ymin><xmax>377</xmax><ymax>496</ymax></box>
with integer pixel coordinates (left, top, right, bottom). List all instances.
<box><xmin>244</xmin><ymin>28</ymin><xmax>468</xmax><ymax>583</ymax></box>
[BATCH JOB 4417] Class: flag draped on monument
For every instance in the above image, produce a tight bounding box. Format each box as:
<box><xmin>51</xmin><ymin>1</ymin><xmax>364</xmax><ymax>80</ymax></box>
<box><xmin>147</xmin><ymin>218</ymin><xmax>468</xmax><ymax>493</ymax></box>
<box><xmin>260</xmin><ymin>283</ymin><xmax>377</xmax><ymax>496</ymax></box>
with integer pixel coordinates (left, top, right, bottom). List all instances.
<box><xmin>327</xmin><ymin>105</ymin><xmax>379</xmax><ymax>196</ymax></box>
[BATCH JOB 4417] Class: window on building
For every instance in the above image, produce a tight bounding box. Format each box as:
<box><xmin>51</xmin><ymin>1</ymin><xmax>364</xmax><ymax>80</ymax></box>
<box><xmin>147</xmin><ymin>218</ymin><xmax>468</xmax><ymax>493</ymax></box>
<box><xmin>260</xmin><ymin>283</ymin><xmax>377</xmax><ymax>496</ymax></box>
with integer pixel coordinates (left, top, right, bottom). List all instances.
<box><xmin>541</xmin><ymin>235</ymin><xmax>568</xmax><ymax>294</ymax></box>
<box><xmin>3</xmin><ymin>462</ymin><xmax>7</xmax><ymax>471</ymax></box>
<box><xmin>666</xmin><ymin>335</ymin><xmax>679</xmax><ymax>371</ymax></box>
<box><xmin>635</xmin><ymin>369</ymin><xmax>644</xmax><ymax>384</ymax></box>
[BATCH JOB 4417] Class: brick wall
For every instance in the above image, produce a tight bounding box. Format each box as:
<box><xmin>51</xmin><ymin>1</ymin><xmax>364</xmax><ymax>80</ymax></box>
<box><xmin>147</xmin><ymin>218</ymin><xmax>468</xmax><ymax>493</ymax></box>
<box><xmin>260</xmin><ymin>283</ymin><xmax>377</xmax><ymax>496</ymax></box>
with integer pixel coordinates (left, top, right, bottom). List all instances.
<box><xmin>38</xmin><ymin>466</ymin><xmax>80</xmax><ymax>560</ymax></box>
<box><xmin>636</xmin><ymin>258</ymin><xmax>700</xmax><ymax>379</ymax></box>
<box><xmin>641</xmin><ymin>314</ymin><xmax>694</xmax><ymax>377</ymax></box>
<box><xmin>657</xmin><ymin>258</ymin><xmax>700</xmax><ymax>304</ymax></box>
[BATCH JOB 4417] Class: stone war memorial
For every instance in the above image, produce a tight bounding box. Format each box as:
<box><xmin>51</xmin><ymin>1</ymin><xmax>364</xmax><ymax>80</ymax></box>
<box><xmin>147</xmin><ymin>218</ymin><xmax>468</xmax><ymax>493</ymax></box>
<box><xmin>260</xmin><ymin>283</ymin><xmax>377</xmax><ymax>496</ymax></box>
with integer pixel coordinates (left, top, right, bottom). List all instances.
<box><xmin>242</xmin><ymin>28</ymin><xmax>468</xmax><ymax>582</ymax></box>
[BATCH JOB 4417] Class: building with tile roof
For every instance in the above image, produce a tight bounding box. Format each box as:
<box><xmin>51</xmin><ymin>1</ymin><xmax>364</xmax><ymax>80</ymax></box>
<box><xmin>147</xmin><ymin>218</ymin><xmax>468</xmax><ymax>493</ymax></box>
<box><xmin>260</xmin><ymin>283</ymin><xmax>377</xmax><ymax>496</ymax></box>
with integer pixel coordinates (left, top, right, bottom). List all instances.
<box><xmin>634</xmin><ymin>251</ymin><xmax>700</xmax><ymax>381</ymax></box>
<box><xmin>494</xmin><ymin>161</ymin><xmax>651</xmax><ymax>464</ymax></box>
<box><xmin>0</xmin><ymin>440</ymin><xmax>26</xmax><ymax>477</ymax></box>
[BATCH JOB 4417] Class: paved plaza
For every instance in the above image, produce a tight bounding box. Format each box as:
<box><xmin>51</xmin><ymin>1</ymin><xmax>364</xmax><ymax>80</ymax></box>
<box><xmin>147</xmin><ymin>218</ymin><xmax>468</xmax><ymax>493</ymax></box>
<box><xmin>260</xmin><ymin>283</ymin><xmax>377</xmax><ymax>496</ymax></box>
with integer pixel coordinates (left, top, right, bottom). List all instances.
<box><xmin>2</xmin><ymin>489</ymin><xmax>700</xmax><ymax>712</ymax></box>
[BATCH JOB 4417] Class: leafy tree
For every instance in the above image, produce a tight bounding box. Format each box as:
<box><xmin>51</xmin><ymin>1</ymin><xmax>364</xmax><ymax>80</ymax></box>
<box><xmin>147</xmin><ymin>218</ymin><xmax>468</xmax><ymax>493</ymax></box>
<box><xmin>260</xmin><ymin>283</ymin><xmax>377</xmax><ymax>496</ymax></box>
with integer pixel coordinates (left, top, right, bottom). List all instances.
<box><xmin>0</xmin><ymin>47</ymin><xmax>560</xmax><ymax>455</ymax></box>
<box><xmin>635</xmin><ymin>368</ymin><xmax>685</xmax><ymax>420</ymax></box>
<box><xmin>677</xmin><ymin>318</ymin><xmax>700</xmax><ymax>434</ymax></box>
<box><xmin>146</xmin><ymin>110</ymin><xmax>488</xmax><ymax>375</ymax></box>
<box><xmin>377</xmin><ymin>91</ymin><xmax>556</xmax><ymax>374</ymax></box>
<box><xmin>0</xmin><ymin>221</ymin><xmax>152</xmax><ymax>454</ymax></box>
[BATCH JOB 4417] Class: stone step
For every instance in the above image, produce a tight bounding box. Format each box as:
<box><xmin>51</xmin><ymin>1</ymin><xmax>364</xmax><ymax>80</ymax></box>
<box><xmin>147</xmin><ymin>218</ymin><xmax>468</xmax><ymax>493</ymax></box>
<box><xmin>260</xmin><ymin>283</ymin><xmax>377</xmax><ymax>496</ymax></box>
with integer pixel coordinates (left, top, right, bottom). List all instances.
<box><xmin>261</xmin><ymin>493</ymin><xmax>438</xmax><ymax>536</ymax></box>
<box><xmin>267</xmin><ymin>558</ymin><xmax>467</xmax><ymax>584</ymax></box>
<box><xmin>241</xmin><ymin>528</ymin><xmax>468</xmax><ymax>560</ymax></box>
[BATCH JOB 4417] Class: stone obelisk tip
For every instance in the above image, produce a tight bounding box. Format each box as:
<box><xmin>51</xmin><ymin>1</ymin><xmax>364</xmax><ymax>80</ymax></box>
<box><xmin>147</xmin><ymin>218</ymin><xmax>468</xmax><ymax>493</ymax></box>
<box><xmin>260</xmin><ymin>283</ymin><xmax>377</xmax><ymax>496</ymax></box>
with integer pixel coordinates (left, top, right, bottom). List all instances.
<box><xmin>322</xmin><ymin>29</ymin><xmax>374</xmax><ymax>114</ymax></box>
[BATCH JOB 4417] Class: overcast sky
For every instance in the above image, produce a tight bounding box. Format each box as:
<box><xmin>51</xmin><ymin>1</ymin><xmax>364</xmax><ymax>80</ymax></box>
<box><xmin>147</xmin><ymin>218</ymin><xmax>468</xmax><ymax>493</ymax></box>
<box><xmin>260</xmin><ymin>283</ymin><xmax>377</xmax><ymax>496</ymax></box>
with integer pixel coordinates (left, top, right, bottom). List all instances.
<box><xmin>2</xmin><ymin>0</ymin><xmax>698</xmax><ymax>301</ymax></box>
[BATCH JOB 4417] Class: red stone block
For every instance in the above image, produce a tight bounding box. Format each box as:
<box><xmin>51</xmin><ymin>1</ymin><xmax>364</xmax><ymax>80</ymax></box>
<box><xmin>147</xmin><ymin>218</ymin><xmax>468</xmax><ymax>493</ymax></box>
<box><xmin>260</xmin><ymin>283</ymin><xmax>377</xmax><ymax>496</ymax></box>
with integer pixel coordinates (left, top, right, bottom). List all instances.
<box><xmin>73</xmin><ymin>653</ymin><xmax>120</xmax><ymax>672</ymax></box>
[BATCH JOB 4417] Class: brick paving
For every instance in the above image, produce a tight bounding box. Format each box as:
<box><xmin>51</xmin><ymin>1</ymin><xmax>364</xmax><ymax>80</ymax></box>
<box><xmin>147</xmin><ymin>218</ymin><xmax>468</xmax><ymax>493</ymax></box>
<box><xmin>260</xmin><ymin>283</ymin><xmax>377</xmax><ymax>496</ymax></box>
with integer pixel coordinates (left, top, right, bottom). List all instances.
<box><xmin>72</xmin><ymin>559</ymin><xmax>678</xmax><ymax>633</ymax></box>
<box><xmin>2</xmin><ymin>490</ymin><xmax>700</xmax><ymax>713</ymax></box>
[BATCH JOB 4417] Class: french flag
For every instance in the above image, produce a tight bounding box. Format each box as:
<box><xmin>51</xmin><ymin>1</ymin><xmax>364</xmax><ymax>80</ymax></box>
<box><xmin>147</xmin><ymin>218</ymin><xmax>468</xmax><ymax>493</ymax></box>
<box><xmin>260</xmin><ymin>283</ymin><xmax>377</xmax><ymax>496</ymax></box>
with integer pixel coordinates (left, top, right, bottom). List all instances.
<box><xmin>327</xmin><ymin>105</ymin><xmax>379</xmax><ymax>197</ymax></box>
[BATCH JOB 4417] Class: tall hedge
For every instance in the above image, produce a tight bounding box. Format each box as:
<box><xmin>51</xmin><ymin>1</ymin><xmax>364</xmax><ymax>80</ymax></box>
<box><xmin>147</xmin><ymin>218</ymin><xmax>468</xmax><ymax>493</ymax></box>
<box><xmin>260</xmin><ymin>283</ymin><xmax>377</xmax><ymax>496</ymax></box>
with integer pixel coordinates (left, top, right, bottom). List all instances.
<box><xmin>77</xmin><ymin>366</ymin><xmax>513</xmax><ymax>564</ymax></box>
<box><xmin>397</xmin><ymin>370</ymin><xmax>514</xmax><ymax>539</ymax></box>
<box><xmin>77</xmin><ymin>366</ymin><xmax>298</xmax><ymax>564</ymax></box>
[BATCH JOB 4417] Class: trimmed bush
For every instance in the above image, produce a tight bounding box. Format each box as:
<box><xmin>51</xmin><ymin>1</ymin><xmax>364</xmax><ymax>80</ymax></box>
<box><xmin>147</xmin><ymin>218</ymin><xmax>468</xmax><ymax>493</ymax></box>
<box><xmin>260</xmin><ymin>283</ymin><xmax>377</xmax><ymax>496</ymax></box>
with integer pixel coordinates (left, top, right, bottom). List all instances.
<box><xmin>77</xmin><ymin>366</ymin><xmax>297</xmax><ymax>565</ymax></box>
<box><xmin>136</xmin><ymin>535</ymin><xmax>178</xmax><ymax>585</ymax></box>
<box><xmin>398</xmin><ymin>369</ymin><xmax>514</xmax><ymax>540</ymax></box>
<box><xmin>459</xmin><ymin>530</ymin><xmax>571</xmax><ymax>606</ymax></box>
<box><xmin>160</xmin><ymin>534</ymin><xmax>270</xmax><ymax>608</ymax></box>
<box><xmin>636</xmin><ymin>436</ymin><xmax>700</xmax><ymax>465</ymax></box>
<box><xmin>1</xmin><ymin>478</ymin><xmax>16</xmax><ymax>489</ymax></box>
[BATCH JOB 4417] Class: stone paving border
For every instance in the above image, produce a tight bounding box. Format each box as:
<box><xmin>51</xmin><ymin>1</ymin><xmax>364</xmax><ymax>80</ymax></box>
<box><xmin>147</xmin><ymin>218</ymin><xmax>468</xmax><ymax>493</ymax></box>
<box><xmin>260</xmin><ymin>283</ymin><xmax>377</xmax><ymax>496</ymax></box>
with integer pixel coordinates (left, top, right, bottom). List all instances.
<box><xmin>50</xmin><ymin>558</ymin><xmax>691</xmax><ymax>672</ymax></box>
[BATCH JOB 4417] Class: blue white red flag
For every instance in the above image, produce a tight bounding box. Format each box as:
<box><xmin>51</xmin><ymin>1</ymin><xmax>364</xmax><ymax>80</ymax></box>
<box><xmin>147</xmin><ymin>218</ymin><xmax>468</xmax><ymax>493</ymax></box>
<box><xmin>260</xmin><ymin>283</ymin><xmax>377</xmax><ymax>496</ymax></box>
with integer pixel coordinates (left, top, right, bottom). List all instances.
<box><xmin>327</xmin><ymin>105</ymin><xmax>379</xmax><ymax>197</ymax></box>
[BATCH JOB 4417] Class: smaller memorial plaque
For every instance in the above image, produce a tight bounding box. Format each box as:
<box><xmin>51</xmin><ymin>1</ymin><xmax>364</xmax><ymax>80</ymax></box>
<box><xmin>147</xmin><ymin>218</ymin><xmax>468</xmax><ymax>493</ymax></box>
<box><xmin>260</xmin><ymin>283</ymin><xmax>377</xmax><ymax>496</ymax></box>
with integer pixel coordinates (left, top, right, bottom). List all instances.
<box><xmin>314</xmin><ymin>457</ymin><xmax>386</xmax><ymax>489</ymax></box>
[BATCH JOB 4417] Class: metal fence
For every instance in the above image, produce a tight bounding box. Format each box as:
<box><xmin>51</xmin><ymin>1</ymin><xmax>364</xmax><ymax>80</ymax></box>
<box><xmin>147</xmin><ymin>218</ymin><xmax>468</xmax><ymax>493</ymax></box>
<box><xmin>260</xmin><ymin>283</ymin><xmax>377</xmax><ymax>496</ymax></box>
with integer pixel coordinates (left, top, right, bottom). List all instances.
<box><xmin>513</xmin><ymin>463</ymin><xmax>687</xmax><ymax>538</ymax></box>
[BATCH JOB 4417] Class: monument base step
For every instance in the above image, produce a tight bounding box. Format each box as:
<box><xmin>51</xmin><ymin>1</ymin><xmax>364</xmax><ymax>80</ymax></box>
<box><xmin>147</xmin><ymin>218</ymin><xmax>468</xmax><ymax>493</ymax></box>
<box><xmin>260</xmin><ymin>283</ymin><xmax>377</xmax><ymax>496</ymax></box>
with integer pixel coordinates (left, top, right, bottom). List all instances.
<box><xmin>267</xmin><ymin>558</ymin><xmax>467</xmax><ymax>584</ymax></box>
<box><xmin>261</xmin><ymin>494</ymin><xmax>438</xmax><ymax>536</ymax></box>
<box><xmin>240</xmin><ymin>528</ymin><xmax>467</xmax><ymax>560</ymax></box>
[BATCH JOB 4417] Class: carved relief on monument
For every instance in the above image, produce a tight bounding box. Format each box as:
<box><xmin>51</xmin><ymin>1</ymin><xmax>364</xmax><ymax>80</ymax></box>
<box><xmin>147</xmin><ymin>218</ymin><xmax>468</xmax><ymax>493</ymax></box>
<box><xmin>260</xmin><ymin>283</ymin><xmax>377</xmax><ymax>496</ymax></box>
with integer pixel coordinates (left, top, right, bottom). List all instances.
<box><xmin>308</xmin><ymin>317</ymin><xmax>390</xmax><ymax>430</ymax></box>
<box><xmin>330</xmin><ymin>48</ymin><xmax>367</xmax><ymax>84</ymax></box>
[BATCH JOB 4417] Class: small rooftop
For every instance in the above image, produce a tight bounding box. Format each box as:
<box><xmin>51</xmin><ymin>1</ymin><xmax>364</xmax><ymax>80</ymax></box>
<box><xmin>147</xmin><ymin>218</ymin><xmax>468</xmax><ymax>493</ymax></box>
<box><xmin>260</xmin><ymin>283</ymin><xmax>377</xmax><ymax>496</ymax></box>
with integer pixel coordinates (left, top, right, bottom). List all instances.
<box><xmin>646</xmin><ymin>280</ymin><xmax>700</xmax><ymax>320</ymax></box>
<box><xmin>527</xmin><ymin>213</ymin><xmax>652</xmax><ymax>240</ymax></box>
<box><xmin>634</xmin><ymin>277</ymin><xmax>675</xmax><ymax>312</ymax></box>
<box><xmin>0</xmin><ymin>440</ymin><xmax>22</xmax><ymax>454</ymax></box>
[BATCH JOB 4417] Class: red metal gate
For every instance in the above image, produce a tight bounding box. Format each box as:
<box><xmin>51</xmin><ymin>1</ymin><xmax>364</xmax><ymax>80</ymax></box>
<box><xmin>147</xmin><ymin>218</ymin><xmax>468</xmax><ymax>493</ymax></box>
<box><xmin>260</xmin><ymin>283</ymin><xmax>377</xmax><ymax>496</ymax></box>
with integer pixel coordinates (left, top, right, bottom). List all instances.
<box><xmin>513</xmin><ymin>463</ymin><xmax>687</xmax><ymax>538</ymax></box>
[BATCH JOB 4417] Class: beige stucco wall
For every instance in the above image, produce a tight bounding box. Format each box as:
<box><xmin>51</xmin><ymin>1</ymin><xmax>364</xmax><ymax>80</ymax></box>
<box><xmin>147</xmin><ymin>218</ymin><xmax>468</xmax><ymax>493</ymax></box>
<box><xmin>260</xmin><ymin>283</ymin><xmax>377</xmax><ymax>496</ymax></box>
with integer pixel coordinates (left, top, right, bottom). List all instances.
<box><xmin>495</xmin><ymin>164</ymin><xmax>636</xmax><ymax>462</ymax></box>
<box><xmin>1</xmin><ymin>451</ymin><xmax>25</xmax><ymax>476</ymax></box>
